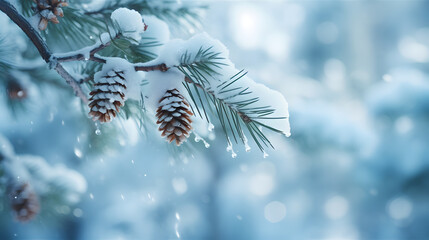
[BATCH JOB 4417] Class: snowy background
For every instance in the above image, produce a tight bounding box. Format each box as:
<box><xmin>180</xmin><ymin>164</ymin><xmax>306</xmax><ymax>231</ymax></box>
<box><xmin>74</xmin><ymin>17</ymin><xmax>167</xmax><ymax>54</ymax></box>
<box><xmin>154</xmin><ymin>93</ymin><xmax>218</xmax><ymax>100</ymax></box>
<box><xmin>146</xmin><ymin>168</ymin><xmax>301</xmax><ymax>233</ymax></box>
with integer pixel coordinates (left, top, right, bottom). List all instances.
<box><xmin>1</xmin><ymin>1</ymin><xmax>429</xmax><ymax>239</ymax></box>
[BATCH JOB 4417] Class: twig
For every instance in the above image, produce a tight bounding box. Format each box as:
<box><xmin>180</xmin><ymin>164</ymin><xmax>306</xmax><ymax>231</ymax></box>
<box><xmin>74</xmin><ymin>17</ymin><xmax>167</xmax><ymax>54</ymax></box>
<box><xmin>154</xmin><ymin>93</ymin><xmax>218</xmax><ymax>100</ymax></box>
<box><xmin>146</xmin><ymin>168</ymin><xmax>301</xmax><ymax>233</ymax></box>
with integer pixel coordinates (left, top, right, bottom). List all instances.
<box><xmin>84</xmin><ymin>9</ymin><xmax>104</xmax><ymax>16</ymax></box>
<box><xmin>54</xmin><ymin>35</ymin><xmax>169</xmax><ymax>73</ymax></box>
<box><xmin>134</xmin><ymin>63</ymin><xmax>169</xmax><ymax>72</ymax></box>
<box><xmin>56</xmin><ymin>33</ymin><xmax>122</xmax><ymax>64</ymax></box>
<box><xmin>184</xmin><ymin>77</ymin><xmax>251</xmax><ymax>123</ymax></box>
<box><xmin>0</xmin><ymin>0</ymin><xmax>88</xmax><ymax>103</ymax></box>
<box><xmin>78</xmin><ymin>76</ymin><xmax>92</xmax><ymax>84</ymax></box>
<box><xmin>56</xmin><ymin>54</ymin><xmax>105</xmax><ymax>63</ymax></box>
<box><xmin>55</xmin><ymin>64</ymin><xmax>88</xmax><ymax>102</ymax></box>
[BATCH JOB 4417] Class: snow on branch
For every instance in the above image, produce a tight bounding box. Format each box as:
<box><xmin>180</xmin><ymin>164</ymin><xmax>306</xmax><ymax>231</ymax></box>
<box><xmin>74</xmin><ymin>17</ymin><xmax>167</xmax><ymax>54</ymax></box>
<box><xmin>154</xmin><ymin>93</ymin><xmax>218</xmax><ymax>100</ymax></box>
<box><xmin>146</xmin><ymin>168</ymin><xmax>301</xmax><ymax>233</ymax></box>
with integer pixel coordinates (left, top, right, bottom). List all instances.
<box><xmin>1</xmin><ymin>0</ymin><xmax>290</xmax><ymax>151</ymax></box>
<box><xmin>111</xmin><ymin>8</ymin><xmax>147</xmax><ymax>43</ymax></box>
<box><xmin>55</xmin><ymin>33</ymin><xmax>121</xmax><ymax>63</ymax></box>
<box><xmin>143</xmin><ymin>33</ymin><xmax>291</xmax><ymax>151</ymax></box>
<box><xmin>0</xmin><ymin>135</ymin><xmax>86</xmax><ymax>222</ymax></box>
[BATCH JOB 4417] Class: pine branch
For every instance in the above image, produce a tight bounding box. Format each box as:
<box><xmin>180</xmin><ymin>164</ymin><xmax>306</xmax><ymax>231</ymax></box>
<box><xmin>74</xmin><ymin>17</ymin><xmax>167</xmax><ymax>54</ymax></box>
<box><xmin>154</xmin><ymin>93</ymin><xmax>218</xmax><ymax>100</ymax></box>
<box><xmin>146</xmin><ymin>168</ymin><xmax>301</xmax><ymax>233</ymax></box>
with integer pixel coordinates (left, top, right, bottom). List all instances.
<box><xmin>3</xmin><ymin>0</ymin><xmax>286</xmax><ymax>151</ymax></box>
<box><xmin>183</xmin><ymin>74</ymin><xmax>276</xmax><ymax>151</ymax></box>
<box><xmin>132</xmin><ymin>46</ymin><xmax>224</xmax><ymax>75</ymax></box>
<box><xmin>183</xmin><ymin>76</ymin><xmax>252</xmax><ymax>124</ymax></box>
<box><xmin>175</xmin><ymin>48</ymin><xmax>286</xmax><ymax>151</ymax></box>
<box><xmin>0</xmin><ymin>1</ymin><xmax>50</xmax><ymax>62</ymax></box>
<box><xmin>0</xmin><ymin>0</ymin><xmax>88</xmax><ymax>103</ymax></box>
<box><xmin>176</xmin><ymin>47</ymin><xmax>228</xmax><ymax>86</ymax></box>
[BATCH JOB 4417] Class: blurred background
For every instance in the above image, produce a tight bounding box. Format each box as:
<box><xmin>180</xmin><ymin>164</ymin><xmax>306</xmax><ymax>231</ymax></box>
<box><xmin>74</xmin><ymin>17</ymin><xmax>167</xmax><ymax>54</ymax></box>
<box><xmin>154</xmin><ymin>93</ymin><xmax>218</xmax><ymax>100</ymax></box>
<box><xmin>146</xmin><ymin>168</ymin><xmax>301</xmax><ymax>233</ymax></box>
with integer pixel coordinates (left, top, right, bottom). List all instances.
<box><xmin>1</xmin><ymin>0</ymin><xmax>429</xmax><ymax>239</ymax></box>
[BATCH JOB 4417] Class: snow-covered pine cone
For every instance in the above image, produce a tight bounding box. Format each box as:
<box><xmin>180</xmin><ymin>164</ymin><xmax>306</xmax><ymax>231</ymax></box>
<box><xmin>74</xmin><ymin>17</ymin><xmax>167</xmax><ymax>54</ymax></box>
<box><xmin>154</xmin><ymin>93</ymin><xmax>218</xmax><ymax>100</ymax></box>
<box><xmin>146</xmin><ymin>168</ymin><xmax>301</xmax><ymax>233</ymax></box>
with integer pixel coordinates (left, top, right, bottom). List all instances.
<box><xmin>88</xmin><ymin>70</ymin><xmax>127</xmax><ymax>123</ymax></box>
<box><xmin>35</xmin><ymin>0</ymin><xmax>68</xmax><ymax>31</ymax></box>
<box><xmin>7</xmin><ymin>80</ymin><xmax>27</xmax><ymax>100</ymax></box>
<box><xmin>9</xmin><ymin>182</ymin><xmax>40</xmax><ymax>222</ymax></box>
<box><xmin>156</xmin><ymin>89</ymin><xmax>193</xmax><ymax>146</ymax></box>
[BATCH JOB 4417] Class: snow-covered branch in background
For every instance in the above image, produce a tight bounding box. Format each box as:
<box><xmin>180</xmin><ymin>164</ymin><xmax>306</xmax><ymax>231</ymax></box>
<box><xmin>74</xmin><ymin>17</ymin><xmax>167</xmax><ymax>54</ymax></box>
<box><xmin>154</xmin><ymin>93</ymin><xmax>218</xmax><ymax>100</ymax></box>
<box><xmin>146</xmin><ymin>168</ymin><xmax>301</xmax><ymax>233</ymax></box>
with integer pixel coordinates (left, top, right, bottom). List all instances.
<box><xmin>0</xmin><ymin>135</ymin><xmax>87</xmax><ymax>222</ymax></box>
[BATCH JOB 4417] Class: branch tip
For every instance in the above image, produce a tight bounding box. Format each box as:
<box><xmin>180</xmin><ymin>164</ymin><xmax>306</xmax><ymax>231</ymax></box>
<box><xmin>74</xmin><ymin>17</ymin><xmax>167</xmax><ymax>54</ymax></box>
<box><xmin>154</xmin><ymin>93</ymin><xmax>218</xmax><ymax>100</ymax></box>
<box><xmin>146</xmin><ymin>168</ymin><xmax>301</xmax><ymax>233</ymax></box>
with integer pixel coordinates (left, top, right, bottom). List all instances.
<box><xmin>0</xmin><ymin>1</ymin><xmax>88</xmax><ymax>103</ymax></box>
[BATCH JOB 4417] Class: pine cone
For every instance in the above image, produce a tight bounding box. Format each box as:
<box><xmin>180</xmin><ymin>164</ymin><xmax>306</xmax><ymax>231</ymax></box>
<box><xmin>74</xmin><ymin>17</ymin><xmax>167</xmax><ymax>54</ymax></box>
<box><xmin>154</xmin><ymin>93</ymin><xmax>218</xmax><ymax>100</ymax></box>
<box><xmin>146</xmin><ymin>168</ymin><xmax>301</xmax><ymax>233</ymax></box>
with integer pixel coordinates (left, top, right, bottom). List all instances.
<box><xmin>88</xmin><ymin>70</ymin><xmax>127</xmax><ymax>123</ymax></box>
<box><xmin>156</xmin><ymin>89</ymin><xmax>193</xmax><ymax>146</ymax></box>
<box><xmin>9</xmin><ymin>183</ymin><xmax>40</xmax><ymax>222</ymax></box>
<box><xmin>34</xmin><ymin>0</ymin><xmax>68</xmax><ymax>31</ymax></box>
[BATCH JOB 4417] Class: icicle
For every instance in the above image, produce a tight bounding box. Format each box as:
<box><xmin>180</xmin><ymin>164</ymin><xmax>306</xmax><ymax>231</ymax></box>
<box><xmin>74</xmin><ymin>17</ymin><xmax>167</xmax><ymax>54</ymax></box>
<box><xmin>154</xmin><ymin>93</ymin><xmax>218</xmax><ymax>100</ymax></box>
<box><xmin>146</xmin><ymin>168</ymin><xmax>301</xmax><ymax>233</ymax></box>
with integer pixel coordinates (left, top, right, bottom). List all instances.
<box><xmin>47</xmin><ymin>112</ymin><xmax>55</xmax><ymax>122</ymax></box>
<box><xmin>175</xmin><ymin>212</ymin><xmax>181</xmax><ymax>239</ymax></box>
<box><xmin>226</xmin><ymin>138</ymin><xmax>237</xmax><ymax>158</ymax></box>
<box><xmin>94</xmin><ymin>122</ymin><xmax>101</xmax><ymax>135</ymax></box>
<box><xmin>208</xmin><ymin>123</ymin><xmax>214</xmax><ymax>132</ymax></box>
<box><xmin>147</xmin><ymin>193</ymin><xmax>155</xmax><ymax>202</ymax></box>
<box><xmin>74</xmin><ymin>147</ymin><xmax>83</xmax><ymax>158</ymax></box>
<box><xmin>83</xmin><ymin>51</ymin><xmax>90</xmax><ymax>61</ymax></box>
<box><xmin>194</xmin><ymin>133</ymin><xmax>210</xmax><ymax>148</ymax></box>
<box><xmin>243</xmin><ymin>134</ymin><xmax>251</xmax><ymax>152</ymax></box>
<box><xmin>263</xmin><ymin>150</ymin><xmax>269</xmax><ymax>158</ymax></box>
<box><xmin>175</xmin><ymin>222</ymin><xmax>180</xmax><ymax>239</ymax></box>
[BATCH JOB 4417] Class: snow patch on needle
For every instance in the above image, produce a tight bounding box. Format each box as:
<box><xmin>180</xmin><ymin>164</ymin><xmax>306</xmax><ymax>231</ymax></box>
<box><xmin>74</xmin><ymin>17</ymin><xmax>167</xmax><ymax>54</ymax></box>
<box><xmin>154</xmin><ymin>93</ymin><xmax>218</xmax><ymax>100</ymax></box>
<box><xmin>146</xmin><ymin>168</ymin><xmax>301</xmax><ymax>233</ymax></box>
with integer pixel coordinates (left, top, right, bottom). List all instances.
<box><xmin>227</xmin><ymin>138</ymin><xmax>237</xmax><ymax>158</ymax></box>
